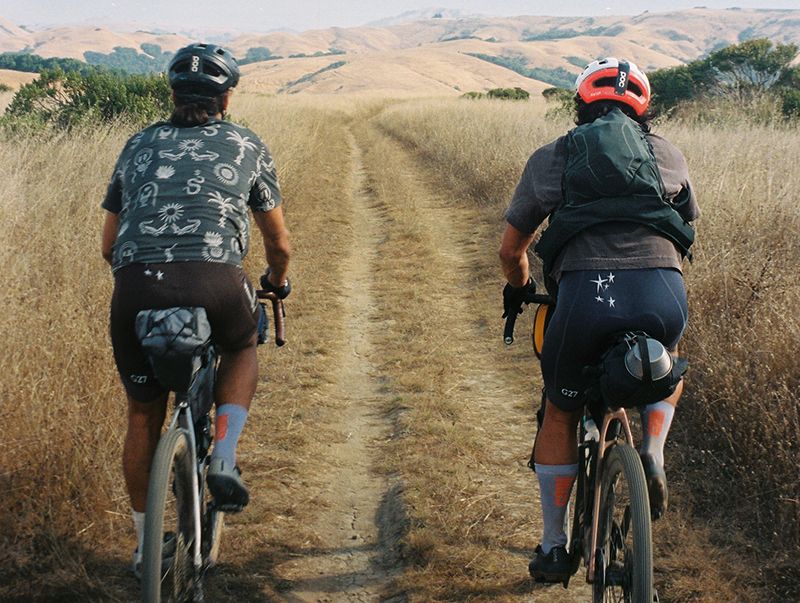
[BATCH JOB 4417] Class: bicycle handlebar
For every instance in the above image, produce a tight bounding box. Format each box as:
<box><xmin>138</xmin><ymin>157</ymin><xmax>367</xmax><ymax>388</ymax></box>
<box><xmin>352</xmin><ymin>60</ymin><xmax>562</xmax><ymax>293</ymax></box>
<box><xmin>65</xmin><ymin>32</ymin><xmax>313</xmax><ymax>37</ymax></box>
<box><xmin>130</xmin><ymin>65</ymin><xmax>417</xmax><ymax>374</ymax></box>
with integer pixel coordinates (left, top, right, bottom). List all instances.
<box><xmin>503</xmin><ymin>291</ymin><xmax>554</xmax><ymax>346</ymax></box>
<box><xmin>257</xmin><ymin>290</ymin><xmax>286</xmax><ymax>347</ymax></box>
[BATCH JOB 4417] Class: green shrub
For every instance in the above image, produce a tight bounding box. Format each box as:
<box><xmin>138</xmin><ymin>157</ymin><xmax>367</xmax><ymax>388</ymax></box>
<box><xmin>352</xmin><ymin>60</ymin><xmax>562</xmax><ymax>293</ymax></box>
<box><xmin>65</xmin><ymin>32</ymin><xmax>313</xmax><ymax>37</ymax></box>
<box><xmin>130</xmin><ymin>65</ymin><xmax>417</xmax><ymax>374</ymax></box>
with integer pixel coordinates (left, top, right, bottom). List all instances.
<box><xmin>4</xmin><ymin>68</ymin><xmax>171</xmax><ymax>129</ymax></box>
<box><xmin>460</xmin><ymin>88</ymin><xmax>530</xmax><ymax>101</ymax></box>
<box><xmin>541</xmin><ymin>86</ymin><xmax>573</xmax><ymax>103</ymax></box>
<box><xmin>781</xmin><ymin>88</ymin><xmax>800</xmax><ymax>119</ymax></box>
<box><xmin>542</xmin><ymin>86</ymin><xmax>574</xmax><ymax>119</ymax></box>
<box><xmin>487</xmin><ymin>87</ymin><xmax>530</xmax><ymax>100</ymax></box>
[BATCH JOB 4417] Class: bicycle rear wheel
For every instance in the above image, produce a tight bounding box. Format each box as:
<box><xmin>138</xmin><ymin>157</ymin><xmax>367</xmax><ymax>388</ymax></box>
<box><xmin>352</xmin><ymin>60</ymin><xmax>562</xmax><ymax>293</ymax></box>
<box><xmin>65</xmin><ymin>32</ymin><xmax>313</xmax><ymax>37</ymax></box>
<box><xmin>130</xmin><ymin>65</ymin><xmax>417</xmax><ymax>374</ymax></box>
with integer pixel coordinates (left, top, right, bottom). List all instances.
<box><xmin>141</xmin><ymin>427</ymin><xmax>198</xmax><ymax>603</ymax></box>
<box><xmin>593</xmin><ymin>443</ymin><xmax>653</xmax><ymax>603</ymax></box>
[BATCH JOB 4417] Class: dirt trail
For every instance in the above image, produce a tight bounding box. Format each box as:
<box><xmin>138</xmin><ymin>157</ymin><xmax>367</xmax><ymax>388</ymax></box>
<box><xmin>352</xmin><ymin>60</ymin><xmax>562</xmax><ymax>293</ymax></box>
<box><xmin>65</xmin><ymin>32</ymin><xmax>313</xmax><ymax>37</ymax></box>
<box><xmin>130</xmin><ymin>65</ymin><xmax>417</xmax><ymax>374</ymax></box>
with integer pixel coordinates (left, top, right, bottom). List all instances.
<box><xmin>271</xmin><ymin>131</ymin><xmax>402</xmax><ymax>602</ymax></box>
<box><xmin>348</xmin><ymin>119</ymin><xmax>593</xmax><ymax>602</ymax></box>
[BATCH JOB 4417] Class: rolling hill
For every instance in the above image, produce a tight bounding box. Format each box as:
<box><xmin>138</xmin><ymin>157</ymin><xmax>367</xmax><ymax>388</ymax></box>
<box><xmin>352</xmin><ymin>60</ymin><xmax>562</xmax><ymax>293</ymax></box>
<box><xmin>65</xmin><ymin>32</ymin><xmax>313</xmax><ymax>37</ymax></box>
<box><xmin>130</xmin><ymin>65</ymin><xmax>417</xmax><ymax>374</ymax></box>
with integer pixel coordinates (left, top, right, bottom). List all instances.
<box><xmin>0</xmin><ymin>68</ymin><xmax>36</xmax><ymax>90</ymax></box>
<box><xmin>0</xmin><ymin>8</ymin><xmax>798</xmax><ymax>96</ymax></box>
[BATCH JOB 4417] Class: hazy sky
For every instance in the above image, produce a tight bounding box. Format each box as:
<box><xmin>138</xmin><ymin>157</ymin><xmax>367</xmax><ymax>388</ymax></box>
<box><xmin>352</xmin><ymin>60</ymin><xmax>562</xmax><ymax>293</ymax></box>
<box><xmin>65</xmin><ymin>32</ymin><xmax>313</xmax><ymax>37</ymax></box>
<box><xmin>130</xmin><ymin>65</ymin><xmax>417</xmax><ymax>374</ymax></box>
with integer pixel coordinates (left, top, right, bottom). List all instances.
<box><xmin>1</xmin><ymin>1</ymin><xmax>798</xmax><ymax>32</ymax></box>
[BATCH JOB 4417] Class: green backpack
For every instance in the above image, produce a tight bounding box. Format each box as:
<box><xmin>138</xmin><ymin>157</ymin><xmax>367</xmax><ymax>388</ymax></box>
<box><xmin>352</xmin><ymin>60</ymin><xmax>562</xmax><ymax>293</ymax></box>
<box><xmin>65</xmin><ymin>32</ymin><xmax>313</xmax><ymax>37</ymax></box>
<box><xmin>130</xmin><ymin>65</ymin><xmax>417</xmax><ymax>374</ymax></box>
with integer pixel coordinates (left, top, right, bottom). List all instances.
<box><xmin>534</xmin><ymin>108</ymin><xmax>694</xmax><ymax>276</ymax></box>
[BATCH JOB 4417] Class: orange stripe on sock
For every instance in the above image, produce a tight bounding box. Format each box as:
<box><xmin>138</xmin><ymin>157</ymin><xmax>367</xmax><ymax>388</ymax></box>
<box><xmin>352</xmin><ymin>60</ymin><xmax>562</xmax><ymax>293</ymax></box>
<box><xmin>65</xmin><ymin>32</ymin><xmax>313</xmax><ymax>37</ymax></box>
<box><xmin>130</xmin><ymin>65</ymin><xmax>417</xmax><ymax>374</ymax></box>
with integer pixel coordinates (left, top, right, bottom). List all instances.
<box><xmin>648</xmin><ymin>410</ymin><xmax>666</xmax><ymax>437</ymax></box>
<box><xmin>216</xmin><ymin>415</ymin><xmax>229</xmax><ymax>441</ymax></box>
<box><xmin>554</xmin><ymin>476</ymin><xmax>575</xmax><ymax>508</ymax></box>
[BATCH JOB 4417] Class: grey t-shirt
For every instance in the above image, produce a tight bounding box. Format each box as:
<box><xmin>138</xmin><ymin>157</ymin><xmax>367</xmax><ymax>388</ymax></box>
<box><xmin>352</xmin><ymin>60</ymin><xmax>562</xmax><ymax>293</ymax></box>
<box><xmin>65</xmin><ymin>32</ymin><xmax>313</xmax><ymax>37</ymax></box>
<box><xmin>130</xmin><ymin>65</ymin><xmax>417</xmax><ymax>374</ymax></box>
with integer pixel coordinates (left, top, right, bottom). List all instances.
<box><xmin>102</xmin><ymin>119</ymin><xmax>281</xmax><ymax>272</ymax></box>
<box><xmin>505</xmin><ymin>132</ymin><xmax>699</xmax><ymax>281</ymax></box>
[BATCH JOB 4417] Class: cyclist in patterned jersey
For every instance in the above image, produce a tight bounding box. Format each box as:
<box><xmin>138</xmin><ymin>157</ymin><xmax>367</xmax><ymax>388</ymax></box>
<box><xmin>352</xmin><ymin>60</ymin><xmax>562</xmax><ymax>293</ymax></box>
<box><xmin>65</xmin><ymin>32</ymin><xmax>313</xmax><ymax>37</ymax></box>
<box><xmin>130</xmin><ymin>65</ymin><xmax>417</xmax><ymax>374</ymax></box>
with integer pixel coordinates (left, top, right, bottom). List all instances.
<box><xmin>100</xmin><ymin>43</ymin><xmax>292</xmax><ymax>576</ymax></box>
<box><xmin>499</xmin><ymin>58</ymin><xmax>699</xmax><ymax>582</ymax></box>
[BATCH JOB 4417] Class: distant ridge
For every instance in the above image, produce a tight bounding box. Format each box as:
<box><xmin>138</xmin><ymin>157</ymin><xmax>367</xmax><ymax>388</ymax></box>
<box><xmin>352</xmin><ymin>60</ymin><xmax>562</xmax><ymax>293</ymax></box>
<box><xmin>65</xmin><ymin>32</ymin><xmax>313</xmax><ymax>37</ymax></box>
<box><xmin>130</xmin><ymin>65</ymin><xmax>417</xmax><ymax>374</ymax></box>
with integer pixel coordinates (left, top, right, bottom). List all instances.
<box><xmin>367</xmin><ymin>8</ymin><xmax>474</xmax><ymax>27</ymax></box>
<box><xmin>0</xmin><ymin>8</ymin><xmax>798</xmax><ymax>96</ymax></box>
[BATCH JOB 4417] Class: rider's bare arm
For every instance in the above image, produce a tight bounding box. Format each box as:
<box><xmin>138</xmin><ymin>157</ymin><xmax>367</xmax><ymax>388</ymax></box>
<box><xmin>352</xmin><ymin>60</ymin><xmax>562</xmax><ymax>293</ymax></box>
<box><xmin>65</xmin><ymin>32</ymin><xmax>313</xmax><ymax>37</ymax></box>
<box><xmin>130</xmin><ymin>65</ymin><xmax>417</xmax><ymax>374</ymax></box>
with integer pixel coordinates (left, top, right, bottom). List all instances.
<box><xmin>253</xmin><ymin>208</ymin><xmax>291</xmax><ymax>287</ymax></box>
<box><xmin>101</xmin><ymin>211</ymin><xmax>120</xmax><ymax>266</ymax></box>
<box><xmin>499</xmin><ymin>223</ymin><xmax>535</xmax><ymax>288</ymax></box>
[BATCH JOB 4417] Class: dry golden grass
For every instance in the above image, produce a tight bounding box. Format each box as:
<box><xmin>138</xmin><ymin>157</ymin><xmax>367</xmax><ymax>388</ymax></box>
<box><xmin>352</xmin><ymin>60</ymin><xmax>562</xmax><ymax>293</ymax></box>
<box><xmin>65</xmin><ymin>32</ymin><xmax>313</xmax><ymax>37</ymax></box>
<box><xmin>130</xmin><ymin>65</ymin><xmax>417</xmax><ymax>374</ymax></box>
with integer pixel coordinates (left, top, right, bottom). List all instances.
<box><xmin>0</xmin><ymin>68</ymin><xmax>37</xmax><ymax>91</ymax></box>
<box><xmin>662</xmin><ymin>118</ymin><xmax>800</xmax><ymax>599</ymax></box>
<box><xmin>2</xmin><ymin>91</ymin><xmax>797</xmax><ymax>602</ymax></box>
<box><xmin>376</xmin><ymin>97</ymin><xmax>561</xmax><ymax>204</ymax></box>
<box><xmin>0</xmin><ymin>122</ymin><xmax>129</xmax><ymax>596</ymax></box>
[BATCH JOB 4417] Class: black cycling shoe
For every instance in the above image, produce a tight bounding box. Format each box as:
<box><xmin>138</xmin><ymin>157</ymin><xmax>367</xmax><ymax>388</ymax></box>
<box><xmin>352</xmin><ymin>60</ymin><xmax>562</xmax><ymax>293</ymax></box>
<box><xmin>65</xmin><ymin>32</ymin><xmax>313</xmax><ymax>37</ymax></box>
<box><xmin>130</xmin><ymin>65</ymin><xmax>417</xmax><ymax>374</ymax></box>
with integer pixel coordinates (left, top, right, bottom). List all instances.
<box><xmin>528</xmin><ymin>544</ymin><xmax>572</xmax><ymax>584</ymax></box>
<box><xmin>207</xmin><ymin>458</ymin><xmax>249</xmax><ymax>512</ymax></box>
<box><xmin>640</xmin><ymin>453</ymin><xmax>668</xmax><ymax>520</ymax></box>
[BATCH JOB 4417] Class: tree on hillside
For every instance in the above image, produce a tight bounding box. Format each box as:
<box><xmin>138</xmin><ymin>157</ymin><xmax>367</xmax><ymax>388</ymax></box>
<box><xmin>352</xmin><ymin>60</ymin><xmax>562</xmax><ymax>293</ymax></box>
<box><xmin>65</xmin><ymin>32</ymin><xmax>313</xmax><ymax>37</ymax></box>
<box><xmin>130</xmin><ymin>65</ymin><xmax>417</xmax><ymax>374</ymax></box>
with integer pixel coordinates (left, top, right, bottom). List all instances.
<box><xmin>649</xmin><ymin>38</ymin><xmax>800</xmax><ymax>116</ymax></box>
<box><xmin>709</xmin><ymin>38</ymin><xmax>797</xmax><ymax>91</ymax></box>
<box><xmin>84</xmin><ymin>44</ymin><xmax>173</xmax><ymax>74</ymax></box>
<box><xmin>239</xmin><ymin>47</ymin><xmax>282</xmax><ymax>65</ymax></box>
<box><xmin>648</xmin><ymin>60</ymin><xmax>716</xmax><ymax>109</ymax></box>
<box><xmin>0</xmin><ymin>52</ymin><xmax>87</xmax><ymax>74</ymax></box>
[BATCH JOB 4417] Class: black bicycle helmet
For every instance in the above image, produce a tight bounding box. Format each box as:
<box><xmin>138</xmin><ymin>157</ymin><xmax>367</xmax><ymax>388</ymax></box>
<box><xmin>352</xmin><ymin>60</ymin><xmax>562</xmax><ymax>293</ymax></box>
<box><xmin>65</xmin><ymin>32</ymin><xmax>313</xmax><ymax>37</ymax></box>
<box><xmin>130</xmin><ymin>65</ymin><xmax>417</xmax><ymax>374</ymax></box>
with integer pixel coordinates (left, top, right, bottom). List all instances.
<box><xmin>168</xmin><ymin>43</ymin><xmax>240</xmax><ymax>97</ymax></box>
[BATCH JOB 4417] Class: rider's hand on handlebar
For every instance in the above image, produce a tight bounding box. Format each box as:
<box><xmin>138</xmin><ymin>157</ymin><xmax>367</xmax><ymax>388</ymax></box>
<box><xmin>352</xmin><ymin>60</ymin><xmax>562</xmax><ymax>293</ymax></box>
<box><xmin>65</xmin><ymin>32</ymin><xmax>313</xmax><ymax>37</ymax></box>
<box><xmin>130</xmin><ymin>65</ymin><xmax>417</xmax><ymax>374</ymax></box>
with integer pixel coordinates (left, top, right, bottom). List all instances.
<box><xmin>260</xmin><ymin>267</ymin><xmax>292</xmax><ymax>299</ymax></box>
<box><xmin>502</xmin><ymin>277</ymin><xmax>535</xmax><ymax>318</ymax></box>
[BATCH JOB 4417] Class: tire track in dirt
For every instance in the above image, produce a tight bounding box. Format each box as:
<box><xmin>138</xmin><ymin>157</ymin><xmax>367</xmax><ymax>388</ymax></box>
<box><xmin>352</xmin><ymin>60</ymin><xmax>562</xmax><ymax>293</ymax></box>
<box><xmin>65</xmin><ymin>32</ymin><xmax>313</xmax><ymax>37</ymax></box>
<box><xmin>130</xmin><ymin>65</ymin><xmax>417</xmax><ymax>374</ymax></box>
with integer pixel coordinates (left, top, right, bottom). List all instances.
<box><xmin>354</xmin><ymin>118</ymin><xmax>592</xmax><ymax>602</ymax></box>
<box><xmin>272</xmin><ymin>130</ymin><xmax>405</xmax><ymax>602</ymax></box>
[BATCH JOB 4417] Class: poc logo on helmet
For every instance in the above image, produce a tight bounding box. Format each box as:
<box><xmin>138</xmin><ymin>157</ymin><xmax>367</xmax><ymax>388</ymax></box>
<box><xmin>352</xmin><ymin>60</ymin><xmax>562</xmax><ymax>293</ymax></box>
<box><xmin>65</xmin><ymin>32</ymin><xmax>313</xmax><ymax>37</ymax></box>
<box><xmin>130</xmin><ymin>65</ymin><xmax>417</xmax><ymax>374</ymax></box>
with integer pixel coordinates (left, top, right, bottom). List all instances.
<box><xmin>191</xmin><ymin>55</ymin><xmax>200</xmax><ymax>72</ymax></box>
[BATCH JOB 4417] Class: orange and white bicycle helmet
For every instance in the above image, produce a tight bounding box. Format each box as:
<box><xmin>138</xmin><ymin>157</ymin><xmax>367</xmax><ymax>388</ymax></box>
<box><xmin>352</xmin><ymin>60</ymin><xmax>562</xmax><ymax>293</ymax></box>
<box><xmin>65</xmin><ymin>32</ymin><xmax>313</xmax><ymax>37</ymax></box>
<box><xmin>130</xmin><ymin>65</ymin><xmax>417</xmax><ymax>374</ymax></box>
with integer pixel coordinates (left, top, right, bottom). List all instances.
<box><xmin>575</xmin><ymin>57</ymin><xmax>651</xmax><ymax>116</ymax></box>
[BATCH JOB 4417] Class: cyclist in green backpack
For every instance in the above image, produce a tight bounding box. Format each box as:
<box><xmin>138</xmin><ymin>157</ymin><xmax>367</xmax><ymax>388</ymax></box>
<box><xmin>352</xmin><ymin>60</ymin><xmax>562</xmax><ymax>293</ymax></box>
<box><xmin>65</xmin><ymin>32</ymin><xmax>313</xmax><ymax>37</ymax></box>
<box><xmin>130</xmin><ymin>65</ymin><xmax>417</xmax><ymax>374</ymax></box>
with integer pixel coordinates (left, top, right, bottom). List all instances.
<box><xmin>499</xmin><ymin>58</ymin><xmax>699</xmax><ymax>582</ymax></box>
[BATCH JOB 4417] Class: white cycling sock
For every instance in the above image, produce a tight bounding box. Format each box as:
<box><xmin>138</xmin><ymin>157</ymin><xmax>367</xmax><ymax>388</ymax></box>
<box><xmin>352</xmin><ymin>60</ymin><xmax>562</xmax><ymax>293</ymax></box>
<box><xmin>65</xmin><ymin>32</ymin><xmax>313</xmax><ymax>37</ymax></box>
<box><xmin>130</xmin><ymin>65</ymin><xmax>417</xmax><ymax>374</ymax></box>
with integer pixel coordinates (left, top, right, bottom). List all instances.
<box><xmin>640</xmin><ymin>401</ymin><xmax>675</xmax><ymax>468</ymax></box>
<box><xmin>133</xmin><ymin>510</ymin><xmax>145</xmax><ymax>554</ymax></box>
<box><xmin>535</xmin><ymin>463</ymin><xmax>578</xmax><ymax>555</ymax></box>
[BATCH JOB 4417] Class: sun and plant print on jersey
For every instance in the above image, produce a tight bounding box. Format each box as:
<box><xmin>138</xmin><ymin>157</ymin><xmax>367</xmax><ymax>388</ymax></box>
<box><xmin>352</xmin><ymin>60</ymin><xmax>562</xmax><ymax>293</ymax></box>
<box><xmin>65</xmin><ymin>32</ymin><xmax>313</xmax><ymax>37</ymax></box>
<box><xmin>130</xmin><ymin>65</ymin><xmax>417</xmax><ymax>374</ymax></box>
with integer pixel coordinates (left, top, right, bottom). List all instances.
<box><xmin>102</xmin><ymin>119</ymin><xmax>281</xmax><ymax>272</ymax></box>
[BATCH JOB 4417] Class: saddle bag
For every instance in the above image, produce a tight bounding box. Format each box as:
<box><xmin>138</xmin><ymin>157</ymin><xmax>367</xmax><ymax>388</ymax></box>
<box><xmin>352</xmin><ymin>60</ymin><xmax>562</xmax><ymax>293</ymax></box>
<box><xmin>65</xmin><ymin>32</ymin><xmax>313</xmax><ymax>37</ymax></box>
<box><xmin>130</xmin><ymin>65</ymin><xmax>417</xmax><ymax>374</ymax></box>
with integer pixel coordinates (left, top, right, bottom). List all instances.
<box><xmin>135</xmin><ymin>307</ymin><xmax>216</xmax><ymax>416</ymax></box>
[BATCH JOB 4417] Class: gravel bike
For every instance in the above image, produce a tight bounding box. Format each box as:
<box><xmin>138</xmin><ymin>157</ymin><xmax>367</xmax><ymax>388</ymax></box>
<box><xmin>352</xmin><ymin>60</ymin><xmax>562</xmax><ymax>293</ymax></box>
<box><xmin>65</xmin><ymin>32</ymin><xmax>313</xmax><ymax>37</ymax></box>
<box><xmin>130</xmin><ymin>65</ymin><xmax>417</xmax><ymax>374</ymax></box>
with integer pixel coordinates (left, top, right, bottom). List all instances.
<box><xmin>137</xmin><ymin>290</ymin><xmax>285</xmax><ymax>603</ymax></box>
<box><xmin>505</xmin><ymin>289</ymin><xmax>663</xmax><ymax>603</ymax></box>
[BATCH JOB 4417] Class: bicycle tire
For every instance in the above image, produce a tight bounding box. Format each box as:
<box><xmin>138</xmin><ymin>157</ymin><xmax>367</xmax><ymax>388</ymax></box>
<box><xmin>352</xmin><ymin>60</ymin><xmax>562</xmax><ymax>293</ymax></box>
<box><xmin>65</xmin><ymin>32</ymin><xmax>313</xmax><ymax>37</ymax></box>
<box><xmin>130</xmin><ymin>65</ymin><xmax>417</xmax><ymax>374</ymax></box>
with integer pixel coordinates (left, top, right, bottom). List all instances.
<box><xmin>141</xmin><ymin>427</ymin><xmax>197</xmax><ymax>603</ymax></box>
<box><xmin>593</xmin><ymin>443</ymin><xmax>653</xmax><ymax>603</ymax></box>
<box><xmin>204</xmin><ymin>506</ymin><xmax>224</xmax><ymax>568</ymax></box>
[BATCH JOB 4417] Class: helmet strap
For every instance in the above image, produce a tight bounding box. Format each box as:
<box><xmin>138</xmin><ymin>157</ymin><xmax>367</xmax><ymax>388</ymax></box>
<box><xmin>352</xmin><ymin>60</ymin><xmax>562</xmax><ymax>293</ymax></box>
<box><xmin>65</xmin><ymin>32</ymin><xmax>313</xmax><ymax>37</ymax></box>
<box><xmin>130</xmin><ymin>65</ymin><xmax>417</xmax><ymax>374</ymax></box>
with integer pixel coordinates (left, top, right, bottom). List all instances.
<box><xmin>615</xmin><ymin>61</ymin><xmax>631</xmax><ymax>96</ymax></box>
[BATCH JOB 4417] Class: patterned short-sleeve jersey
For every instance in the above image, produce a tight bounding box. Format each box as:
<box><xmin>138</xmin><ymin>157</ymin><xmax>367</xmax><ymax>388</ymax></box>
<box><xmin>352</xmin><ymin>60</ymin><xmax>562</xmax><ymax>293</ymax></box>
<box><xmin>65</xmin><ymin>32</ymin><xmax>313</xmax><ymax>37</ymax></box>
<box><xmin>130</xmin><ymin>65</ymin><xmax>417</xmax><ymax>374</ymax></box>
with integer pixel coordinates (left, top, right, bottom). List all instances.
<box><xmin>102</xmin><ymin>119</ymin><xmax>282</xmax><ymax>271</ymax></box>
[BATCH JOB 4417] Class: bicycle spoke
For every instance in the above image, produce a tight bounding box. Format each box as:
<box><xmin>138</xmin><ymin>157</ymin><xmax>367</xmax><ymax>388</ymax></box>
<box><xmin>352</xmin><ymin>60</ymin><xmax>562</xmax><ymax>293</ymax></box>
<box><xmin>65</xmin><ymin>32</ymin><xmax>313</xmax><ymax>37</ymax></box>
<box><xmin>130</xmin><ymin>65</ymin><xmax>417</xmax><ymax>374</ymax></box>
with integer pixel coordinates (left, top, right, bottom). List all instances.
<box><xmin>621</xmin><ymin>505</ymin><xmax>631</xmax><ymax>540</ymax></box>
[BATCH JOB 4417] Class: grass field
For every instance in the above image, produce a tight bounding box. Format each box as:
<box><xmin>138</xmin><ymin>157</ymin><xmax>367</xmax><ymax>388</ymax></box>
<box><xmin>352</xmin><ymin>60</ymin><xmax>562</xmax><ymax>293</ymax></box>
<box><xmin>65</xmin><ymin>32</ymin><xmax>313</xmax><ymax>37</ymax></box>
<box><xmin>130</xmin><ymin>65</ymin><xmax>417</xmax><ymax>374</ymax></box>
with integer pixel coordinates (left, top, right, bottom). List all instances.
<box><xmin>0</xmin><ymin>93</ymin><xmax>797</xmax><ymax>601</ymax></box>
